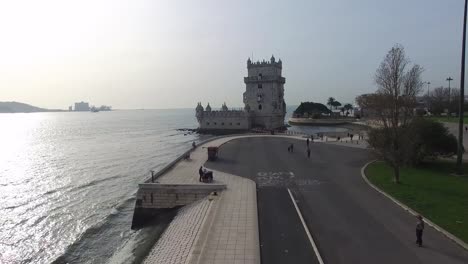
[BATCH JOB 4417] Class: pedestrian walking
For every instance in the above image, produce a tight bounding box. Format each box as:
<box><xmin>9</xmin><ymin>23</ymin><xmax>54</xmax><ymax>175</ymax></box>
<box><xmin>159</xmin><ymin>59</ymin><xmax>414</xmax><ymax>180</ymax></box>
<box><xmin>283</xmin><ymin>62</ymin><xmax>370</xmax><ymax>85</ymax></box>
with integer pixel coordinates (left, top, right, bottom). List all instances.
<box><xmin>416</xmin><ymin>215</ymin><xmax>424</xmax><ymax>247</ymax></box>
<box><xmin>306</xmin><ymin>138</ymin><xmax>310</xmax><ymax>147</ymax></box>
<box><xmin>307</xmin><ymin>148</ymin><xmax>311</xmax><ymax>158</ymax></box>
<box><xmin>290</xmin><ymin>143</ymin><xmax>294</xmax><ymax>152</ymax></box>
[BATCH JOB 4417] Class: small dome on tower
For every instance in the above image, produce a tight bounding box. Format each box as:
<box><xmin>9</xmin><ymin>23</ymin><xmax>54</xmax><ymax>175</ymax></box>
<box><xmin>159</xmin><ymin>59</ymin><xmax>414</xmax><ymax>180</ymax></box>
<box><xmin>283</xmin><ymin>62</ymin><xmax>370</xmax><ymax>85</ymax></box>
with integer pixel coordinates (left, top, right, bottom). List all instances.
<box><xmin>270</xmin><ymin>55</ymin><xmax>275</xmax><ymax>63</ymax></box>
<box><xmin>247</xmin><ymin>57</ymin><xmax>251</xmax><ymax>65</ymax></box>
<box><xmin>206</xmin><ymin>103</ymin><xmax>211</xmax><ymax>112</ymax></box>
<box><xmin>196</xmin><ymin>102</ymin><xmax>204</xmax><ymax>112</ymax></box>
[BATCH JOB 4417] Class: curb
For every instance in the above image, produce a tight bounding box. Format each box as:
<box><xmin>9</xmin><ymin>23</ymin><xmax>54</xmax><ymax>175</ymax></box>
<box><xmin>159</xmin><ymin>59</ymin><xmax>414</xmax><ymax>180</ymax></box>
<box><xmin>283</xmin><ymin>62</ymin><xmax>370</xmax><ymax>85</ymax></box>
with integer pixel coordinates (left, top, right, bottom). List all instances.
<box><xmin>361</xmin><ymin>160</ymin><xmax>468</xmax><ymax>251</ymax></box>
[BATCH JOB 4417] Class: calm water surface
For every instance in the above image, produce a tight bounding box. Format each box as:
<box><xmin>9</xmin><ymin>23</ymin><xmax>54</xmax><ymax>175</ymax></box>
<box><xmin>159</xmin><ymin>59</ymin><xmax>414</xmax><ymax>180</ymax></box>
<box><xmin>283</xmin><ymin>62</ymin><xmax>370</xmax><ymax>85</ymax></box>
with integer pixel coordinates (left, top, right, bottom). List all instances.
<box><xmin>0</xmin><ymin>107</ymin><xmax>346</xmax><ymax>264</ymax></box>
<box><xmin>0</xmin><ymin>109</ymin><xmax>207</xmax><ymax>264</ymax></box>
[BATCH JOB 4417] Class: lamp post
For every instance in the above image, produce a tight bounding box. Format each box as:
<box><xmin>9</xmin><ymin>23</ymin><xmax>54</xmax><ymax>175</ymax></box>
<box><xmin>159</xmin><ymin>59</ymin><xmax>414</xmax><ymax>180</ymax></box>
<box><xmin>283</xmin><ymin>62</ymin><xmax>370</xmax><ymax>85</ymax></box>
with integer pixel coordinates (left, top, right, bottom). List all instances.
<box><xmin>456</xmin><ymin>0</ymin><xmax>467</xmax><ymax>175</ymax></box>
<box><xmin>426</xmin><ymin>81</ymin><xmax>431</xmax><ymax>96</ymax></box>
<box><xmin>447</xmin><ymin>77</ymin><xmax>453</xmax><ymax>115</ymax></box>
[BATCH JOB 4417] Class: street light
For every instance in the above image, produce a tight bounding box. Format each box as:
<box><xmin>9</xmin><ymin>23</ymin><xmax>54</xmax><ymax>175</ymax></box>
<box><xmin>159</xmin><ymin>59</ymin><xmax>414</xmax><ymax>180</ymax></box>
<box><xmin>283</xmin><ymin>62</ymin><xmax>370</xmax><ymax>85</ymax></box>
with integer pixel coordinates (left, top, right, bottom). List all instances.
<box><xmin>456</xmin><ymin>0</ymin><xmax>467</xmax><ymax>175</ymax></box>
<box><xmin>447</xmin><ymin>77</ymin><xmax>453</xmax><ymax>118</ymax></box>
<box><xmin>447</xmin><ymin>77</ymin><xmax>453</xmax><ymax>99</ymax></box>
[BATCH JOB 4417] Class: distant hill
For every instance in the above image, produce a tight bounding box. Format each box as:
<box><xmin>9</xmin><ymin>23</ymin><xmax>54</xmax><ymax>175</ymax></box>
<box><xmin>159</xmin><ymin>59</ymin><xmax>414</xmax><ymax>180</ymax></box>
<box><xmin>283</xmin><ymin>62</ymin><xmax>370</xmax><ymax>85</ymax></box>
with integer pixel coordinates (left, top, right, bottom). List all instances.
<box><xmin>0</xmin><ymin>102</ymin><xmax>64</xmax><ymax>113</ymax></box>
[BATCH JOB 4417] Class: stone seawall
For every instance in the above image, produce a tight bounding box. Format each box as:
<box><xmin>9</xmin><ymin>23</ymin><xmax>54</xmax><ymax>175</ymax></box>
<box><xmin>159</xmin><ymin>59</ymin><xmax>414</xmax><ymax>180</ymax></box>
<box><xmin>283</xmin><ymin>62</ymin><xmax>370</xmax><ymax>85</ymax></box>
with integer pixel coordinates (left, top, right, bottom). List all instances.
<box><xmin>131</xmin><ymin>183</ymin><xmax>225</xmax><ymax>228</ymax></box>
<box><xmin>136</xmin><ymin>183</ymin><xmax>226</xmax><ymax>209</ymax></box>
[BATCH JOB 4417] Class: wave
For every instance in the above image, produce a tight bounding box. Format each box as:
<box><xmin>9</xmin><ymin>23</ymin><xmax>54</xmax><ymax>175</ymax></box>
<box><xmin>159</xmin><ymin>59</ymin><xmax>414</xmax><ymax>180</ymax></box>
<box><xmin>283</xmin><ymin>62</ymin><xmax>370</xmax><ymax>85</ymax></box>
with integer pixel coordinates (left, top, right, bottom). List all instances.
<box><xmin>51</xmin><ymin>197</ymin><xmax>176</xmax><ymax>264</ymax></box>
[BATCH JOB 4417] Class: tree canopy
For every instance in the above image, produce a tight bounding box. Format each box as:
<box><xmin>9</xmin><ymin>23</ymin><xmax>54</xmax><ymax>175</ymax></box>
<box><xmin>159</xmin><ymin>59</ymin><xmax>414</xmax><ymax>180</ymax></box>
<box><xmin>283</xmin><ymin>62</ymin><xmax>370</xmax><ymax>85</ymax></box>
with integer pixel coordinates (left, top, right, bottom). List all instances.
<box><xmin>294</xmin><ymin>102</ymin><xmax>331</xmax><ymax>117</ymax></box>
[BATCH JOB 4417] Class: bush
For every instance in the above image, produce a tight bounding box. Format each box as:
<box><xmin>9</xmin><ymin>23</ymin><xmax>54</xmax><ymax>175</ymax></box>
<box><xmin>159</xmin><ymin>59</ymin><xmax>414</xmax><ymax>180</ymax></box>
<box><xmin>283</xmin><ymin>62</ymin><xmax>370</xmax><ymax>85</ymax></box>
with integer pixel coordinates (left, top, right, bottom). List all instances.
<box><xmin>408</xmin><ymin>118</ymin><xmax>458</xmax><ymax>163</ymax></box>
<box><xmin>367</xmin><ymin>118</ymin><xmax>457</xmax><ymax>165</ymax></box>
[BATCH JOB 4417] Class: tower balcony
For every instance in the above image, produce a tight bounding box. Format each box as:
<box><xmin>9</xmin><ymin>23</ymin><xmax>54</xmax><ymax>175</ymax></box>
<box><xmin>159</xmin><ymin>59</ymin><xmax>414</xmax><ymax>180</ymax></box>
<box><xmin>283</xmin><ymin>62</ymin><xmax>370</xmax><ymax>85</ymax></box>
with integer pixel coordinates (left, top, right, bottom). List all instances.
<box><xmin>244</xmin><ymin>76</ymin><xmax>285</xmax><ymax>84</ymax></box>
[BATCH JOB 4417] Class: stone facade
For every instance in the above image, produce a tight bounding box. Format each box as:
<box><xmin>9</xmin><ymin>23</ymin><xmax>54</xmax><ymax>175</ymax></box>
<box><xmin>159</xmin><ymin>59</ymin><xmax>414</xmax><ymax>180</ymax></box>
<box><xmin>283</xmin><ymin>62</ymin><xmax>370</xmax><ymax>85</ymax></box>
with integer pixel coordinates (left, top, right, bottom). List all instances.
<box><xmin>196</xmin><ymin>56</ymin><xmax>286</xmax><ymax>130</ymax></box>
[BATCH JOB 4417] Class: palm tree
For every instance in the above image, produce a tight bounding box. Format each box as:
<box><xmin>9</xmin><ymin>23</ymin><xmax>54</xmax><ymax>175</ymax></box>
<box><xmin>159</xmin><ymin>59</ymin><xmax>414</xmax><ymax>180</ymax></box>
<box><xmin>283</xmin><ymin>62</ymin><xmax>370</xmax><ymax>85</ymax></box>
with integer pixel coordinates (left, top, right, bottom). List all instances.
<box><xmin>327</xmin><ymin>97</ymin><xmax>335</xmax><ymax>111</ymax></box>
<box><xmin>332</xmin><ymin>101</ymin><xmax>342</xmax><ymax>110</ymax></box>
<box><xmin>344</xmin><ymin>103</ymin><xmax>353</xmax><ymax>117</ymax></box>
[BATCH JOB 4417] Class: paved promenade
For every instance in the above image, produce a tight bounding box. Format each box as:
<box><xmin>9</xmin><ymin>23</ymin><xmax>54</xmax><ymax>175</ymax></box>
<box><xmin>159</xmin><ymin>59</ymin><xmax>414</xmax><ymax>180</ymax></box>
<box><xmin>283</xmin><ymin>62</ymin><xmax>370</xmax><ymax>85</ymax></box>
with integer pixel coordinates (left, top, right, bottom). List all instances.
<box><xmin>144</xmin><ymin>136</ymin><xmax>263</xmax><ymax>264</ymax></box>
<box><xmin>207</xmin><ymin>136</ymin><xmax>468</xmax><ymax>264</ymax></box>
<box><xmin>143</xmin><ymin>133</ymin><xmax>467</xmax><ymax>263</ymax></box>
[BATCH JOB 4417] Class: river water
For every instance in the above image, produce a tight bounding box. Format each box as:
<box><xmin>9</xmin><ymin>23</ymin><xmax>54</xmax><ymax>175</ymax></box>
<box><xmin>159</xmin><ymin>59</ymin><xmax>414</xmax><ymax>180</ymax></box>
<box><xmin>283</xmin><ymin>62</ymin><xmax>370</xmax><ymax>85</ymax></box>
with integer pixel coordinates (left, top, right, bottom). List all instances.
<box><xmin>0</xmin><ymin>108</ymin><xmax>347</xmax><ymax>264</ymax></box>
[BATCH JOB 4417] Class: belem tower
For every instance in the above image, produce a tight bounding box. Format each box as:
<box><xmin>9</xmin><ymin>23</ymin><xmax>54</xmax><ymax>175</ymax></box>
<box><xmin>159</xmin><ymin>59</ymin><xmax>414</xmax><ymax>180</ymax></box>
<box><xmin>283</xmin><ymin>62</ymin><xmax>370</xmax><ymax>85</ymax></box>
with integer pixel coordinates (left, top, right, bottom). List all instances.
<box><xmin>196</xmin><ymin>56</ymin><xmax>286</xmax><ymax>131</ymax></box>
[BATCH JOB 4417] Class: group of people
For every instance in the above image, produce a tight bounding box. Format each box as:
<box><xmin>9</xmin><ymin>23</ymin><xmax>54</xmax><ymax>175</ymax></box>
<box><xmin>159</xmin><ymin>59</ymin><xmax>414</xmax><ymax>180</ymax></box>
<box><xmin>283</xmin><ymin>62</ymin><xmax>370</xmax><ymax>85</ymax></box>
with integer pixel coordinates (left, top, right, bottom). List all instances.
<box><xmin>198</xmin><ymin>166</ymin><xmax>213</xmax><ymax>183</ymax></box>
<box><xmin>346</xmin><ymin>132</ymin><xmax>363</xmax><ymax>140</ymax></box>
<box><xmin>287</xmin><ymin>137</ymin><xmax>312</xmax><ymax>158</ymax></box>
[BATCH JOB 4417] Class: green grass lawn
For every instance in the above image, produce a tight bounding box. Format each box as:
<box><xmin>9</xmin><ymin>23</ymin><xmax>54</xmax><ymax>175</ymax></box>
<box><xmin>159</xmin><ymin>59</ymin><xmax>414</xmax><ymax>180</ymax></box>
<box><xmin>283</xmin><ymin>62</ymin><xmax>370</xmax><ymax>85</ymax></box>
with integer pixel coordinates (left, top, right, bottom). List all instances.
<box><xmin>428</xmin><ymin>116</ymin><xmax>468</xmax><ymax>124</ymax></box>
<box><xmin>366</xmin><ymin>161</ymin><xmax>468</xmax><ymax>243</ymax></box>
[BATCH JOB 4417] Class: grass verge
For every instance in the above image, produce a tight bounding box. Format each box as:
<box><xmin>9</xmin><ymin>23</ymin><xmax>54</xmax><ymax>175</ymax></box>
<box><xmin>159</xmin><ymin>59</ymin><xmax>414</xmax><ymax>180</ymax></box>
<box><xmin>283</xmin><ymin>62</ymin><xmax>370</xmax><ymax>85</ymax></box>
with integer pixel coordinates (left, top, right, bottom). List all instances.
<box><xmin>365</xmin><ymin>161</ymin><xmax>468</xmax><ymax>244</ymax></box>
<box><xmin>428</xmin><ymin>116</ymin><xmax>468</xmax><ymax>124</ymax></box>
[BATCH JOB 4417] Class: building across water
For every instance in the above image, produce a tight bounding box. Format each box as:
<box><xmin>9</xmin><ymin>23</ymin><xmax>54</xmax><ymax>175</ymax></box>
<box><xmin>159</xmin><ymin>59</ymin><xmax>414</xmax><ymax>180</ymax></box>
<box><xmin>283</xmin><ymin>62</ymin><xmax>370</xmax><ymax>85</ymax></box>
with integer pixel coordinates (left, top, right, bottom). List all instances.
<box><xmin>74</xmin><ymin>101</ymin><xmax>90</xmax><ymax>112</ymax></box>
<box><xmin>196</xmin><ymin>56</ymin><xmax>286</xmax><ymax>131</ymax></box>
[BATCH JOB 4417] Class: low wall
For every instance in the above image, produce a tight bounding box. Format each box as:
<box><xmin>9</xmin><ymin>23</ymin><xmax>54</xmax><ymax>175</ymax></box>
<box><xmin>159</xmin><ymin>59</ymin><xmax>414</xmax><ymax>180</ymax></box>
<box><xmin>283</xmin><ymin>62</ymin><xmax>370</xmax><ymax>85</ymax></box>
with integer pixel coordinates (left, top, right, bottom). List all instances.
<box><xmin>143</xmin><ymin>136</ymin><xmax>226</xmax><ymax>183</ymax></box>
<box><xmin>131</xmin><ymin>183</ymin><xmax>226</xmax><ymax>228</ymax></box>
<box><xmin>136</xmin><ymin>183</ymin><xmax>226</xmax><ymax>209</ymax></box>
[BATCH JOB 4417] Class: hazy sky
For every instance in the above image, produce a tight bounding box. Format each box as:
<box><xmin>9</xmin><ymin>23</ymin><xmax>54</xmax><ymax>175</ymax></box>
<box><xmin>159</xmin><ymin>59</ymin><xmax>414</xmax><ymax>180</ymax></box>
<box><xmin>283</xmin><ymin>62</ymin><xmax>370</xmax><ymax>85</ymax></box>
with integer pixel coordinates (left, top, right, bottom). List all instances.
<box><xmin>0</xmin><ymin>0</ymin><xmax>465</xmax><ymax>109</ymax></box>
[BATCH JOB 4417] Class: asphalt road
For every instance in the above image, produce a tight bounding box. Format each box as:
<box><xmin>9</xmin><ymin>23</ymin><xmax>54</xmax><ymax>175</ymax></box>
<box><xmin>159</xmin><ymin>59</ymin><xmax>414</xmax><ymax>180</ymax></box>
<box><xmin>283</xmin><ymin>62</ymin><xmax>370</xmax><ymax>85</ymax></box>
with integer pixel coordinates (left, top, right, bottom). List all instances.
<box><xmin>205</xmin><ymin>137</ymin><xmax>468</xmax><ymax>264</ymax></box>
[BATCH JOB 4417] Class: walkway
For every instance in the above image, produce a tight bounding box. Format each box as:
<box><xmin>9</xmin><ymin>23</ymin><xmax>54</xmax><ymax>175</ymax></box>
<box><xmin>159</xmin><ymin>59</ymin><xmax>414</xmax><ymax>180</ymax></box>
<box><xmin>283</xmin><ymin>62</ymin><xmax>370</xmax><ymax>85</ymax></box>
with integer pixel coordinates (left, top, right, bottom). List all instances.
<box><xmin>206</xmin><ymin>136</ymin><xmax>468</xmax><ymax>264</ymax></box>
<box><xmin>144</xmin><ymin>136</ymin><xmax>264</xmax><ymax>264</ymax></box>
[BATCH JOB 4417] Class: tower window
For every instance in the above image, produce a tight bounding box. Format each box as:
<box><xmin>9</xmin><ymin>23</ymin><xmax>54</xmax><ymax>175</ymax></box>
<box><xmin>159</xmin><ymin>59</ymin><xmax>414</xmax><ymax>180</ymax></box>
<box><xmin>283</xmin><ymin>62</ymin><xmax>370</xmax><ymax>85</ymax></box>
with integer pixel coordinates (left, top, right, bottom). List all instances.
<box><xmin>258</xmin><ymin>73</ymin><xmax>262</xmax><ymax>80</ymax></box>
<box><xmin>221</xmin><ymin>122</ymin><xmax>224</xmax><ymax>125</ymax></box>
<box><xmin>258</xmin><ymin>83</ymin><xmax>262</xmax><ymax>89</ymax></box>
<box><xmin>206</xmin><ymin>122</ymin><xmax>210</xmax><ymax>125</ymax></box>
<box><xmin>214</xmin><ymin>122</ymin><xmax>217</xmax><ymax>125</ymax></box>
<box><xmin>258</xmin><ymin>104</ymin><xmax>262</xmax><ymax>110</ymax></box>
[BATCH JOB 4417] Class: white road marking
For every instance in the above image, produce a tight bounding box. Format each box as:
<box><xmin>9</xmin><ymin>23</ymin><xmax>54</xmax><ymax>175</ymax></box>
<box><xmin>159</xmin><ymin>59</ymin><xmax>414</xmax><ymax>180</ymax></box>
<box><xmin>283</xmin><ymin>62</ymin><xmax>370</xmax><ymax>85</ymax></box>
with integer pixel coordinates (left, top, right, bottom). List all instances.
<box><xmin>287</xmin><ymin>188</ymin><xmax>325</xmax><ymax>264</ymax></box>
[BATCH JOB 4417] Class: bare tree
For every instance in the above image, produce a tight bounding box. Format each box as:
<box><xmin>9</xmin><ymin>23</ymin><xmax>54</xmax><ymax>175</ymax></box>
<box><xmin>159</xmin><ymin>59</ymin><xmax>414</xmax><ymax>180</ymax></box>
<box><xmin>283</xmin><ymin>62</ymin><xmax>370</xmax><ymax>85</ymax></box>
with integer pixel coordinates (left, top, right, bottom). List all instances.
<box><xmin>426</xmin><ymin>87</ymin><xmax>460</xmax><ymax>115</ymax></box>
<box><xmin>366</xmin><ymin>44</ymin><xmax>423</xmax><ymax>183</ymax></box>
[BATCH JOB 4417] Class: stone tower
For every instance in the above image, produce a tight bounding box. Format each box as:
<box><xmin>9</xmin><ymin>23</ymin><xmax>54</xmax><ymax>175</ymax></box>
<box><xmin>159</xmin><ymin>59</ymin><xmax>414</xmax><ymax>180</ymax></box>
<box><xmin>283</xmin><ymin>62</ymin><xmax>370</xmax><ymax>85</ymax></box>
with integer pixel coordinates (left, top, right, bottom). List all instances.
<box><xmin>243</xmin><ymin>55</ymin><xmax>286</xmax><ymax>129</ymax></box>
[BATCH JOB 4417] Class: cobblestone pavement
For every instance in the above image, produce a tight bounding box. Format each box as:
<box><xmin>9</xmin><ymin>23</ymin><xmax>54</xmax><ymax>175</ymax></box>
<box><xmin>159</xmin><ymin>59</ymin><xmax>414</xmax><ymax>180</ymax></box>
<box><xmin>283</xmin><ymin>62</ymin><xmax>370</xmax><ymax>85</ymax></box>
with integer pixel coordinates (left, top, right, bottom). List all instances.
<box><xmin>143</xmin><ymin>199</ymin><xmax>211</xmax><ymax>264</ymax></box>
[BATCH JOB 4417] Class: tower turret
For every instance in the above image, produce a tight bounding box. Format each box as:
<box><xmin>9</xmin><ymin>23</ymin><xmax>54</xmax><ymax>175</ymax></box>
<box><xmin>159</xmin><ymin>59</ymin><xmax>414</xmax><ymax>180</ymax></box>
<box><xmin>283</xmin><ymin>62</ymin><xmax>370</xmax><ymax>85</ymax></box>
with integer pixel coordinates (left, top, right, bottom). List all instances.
<box><xmin>221</xmin><ymin>102</ymin><xmax>228</xmax><ymax>111</ymax></box>
<box><xmin>195</xmin><ymin>102</ymin><xmax>204</xmax><ymax>122</ymax></box>
<box><xmin>206</xmin><ymin>103</ymin><xmax>211</xmax><ymax>112</ymax></box>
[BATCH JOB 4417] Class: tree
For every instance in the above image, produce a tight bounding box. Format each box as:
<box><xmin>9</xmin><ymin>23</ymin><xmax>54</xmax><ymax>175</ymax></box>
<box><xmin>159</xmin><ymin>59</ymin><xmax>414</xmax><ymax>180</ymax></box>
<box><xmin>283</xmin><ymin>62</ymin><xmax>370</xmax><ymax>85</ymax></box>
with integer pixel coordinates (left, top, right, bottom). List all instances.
<box><xmin>344</xmin><ymin>103</ymin><xmax>353</xmax><ymax>116</ymax></box>
<box><xmin>426</xmin><ymin>87</ymin><xmax>460</xmax><ymax>115</ymax></box>
<box><xmin>327</xmin><ymin>97</ymin><xmax>335</xmax><ymax>111</ymax></box>
<box><xmin>331</xmin><ymin>100</ymin><xmax>342</xmax><ymax>110</ymax></box>
<box><xmin>294</xmin><ymin>102</ymin><xmax>331</xmax><ymax>117</ymax></box>
<box><xmin>344</xmin><ymin>103</ymin><xmax>353</xmax><ymax>111</ymax></box>
<box><xmin>366</xmin><ymin>44</ymin><xmax>423</xmax><ymax>183</ymax></box>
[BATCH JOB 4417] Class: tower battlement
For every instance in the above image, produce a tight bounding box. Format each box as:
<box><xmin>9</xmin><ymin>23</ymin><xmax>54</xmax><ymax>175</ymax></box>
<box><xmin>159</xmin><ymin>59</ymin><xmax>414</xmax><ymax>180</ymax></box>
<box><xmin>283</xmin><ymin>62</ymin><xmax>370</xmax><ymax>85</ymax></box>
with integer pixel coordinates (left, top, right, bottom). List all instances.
<box><xmin>247</xmin><ymin>55</ymin><xmax>282</xmax><ymax>69</ymax></box>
